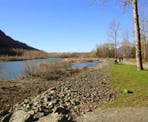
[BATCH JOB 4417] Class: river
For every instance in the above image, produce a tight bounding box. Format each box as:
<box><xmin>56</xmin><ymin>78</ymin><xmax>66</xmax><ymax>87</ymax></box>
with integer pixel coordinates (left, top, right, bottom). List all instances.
<box><xmin>0</xmin><ymin>58</ymin><xmax>99</xmax><ymax>80</ymax></box>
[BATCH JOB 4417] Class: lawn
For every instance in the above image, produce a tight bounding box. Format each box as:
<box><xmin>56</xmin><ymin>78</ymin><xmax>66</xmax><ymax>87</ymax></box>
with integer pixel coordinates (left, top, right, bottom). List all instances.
<box><xmin>101</xmin><ymin>64</ymin><xmax>148</xmax><ymax>107</ymax></box>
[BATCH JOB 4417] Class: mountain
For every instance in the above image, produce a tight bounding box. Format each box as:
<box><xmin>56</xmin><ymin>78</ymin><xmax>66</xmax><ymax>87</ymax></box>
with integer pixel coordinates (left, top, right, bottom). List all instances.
<box><xmin>0</xmin><ymin>30</ymin><xmax>36</xmax><ymax>50</ymax></box>
<box><xmin>0</xmin><ymin>30</ymin><xmax>37</xmax><ymax>55</ymax></box>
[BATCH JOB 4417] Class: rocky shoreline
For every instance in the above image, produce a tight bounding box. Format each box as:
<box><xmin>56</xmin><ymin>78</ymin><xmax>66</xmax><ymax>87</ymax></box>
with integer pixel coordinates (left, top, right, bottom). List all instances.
<box><xmin>0</xmin><ymin>62</ymin><xmax>115</xmax><ymax>122</ymax></box>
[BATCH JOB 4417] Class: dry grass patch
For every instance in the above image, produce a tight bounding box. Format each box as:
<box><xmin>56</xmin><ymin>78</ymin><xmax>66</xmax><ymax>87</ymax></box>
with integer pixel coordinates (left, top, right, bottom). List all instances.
<box><xmin>24</xmin><ymin>61</ymin><xmax>80</xmax><ymax>80</ymax></box>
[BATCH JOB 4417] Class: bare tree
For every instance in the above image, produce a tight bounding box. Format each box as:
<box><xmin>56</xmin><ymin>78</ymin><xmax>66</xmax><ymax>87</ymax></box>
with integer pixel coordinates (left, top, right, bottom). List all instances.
<box><xmin>110</xmin><ymin>0</ymin><xmax>144</xmax><ymax>69</ymax></box>
<box><xmin>131</xmin><ymin>0</ymin><xmax>143</xmax><ymax>70</ymax></box>
<box><xmin>140</xmin><ymin>18</ymin><xmax>148</xmax><ymax>61</ymax></box>
<box><xmin>94</xmin><ymin>0</ymin><xmax>144</xmax><ymax>70</ymax></box>
<box><xmin>96</xmin><ymin>43</ymin><xmax>115</xmax><ymax>58</ymax></box>
<box><xmin>120</xmin><ymin>30</ymin><xmax>131</xmax><ymax>58</ymax></box>
<box><xmin>108</xmin><ymin>19</ymin><xmax>120</xmax><ymax>60</ymax></box>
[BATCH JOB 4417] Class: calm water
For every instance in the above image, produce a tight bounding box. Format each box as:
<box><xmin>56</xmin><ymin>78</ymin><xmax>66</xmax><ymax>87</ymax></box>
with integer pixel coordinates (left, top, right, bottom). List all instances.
<box><xmin>0</xmin><ymin>58</ymin><xmax>62</xmax><ymax>80</ymax></box>
<box><xmin>71</xmin><ymin>61</ymin><xmax>99</xmax><ymax>69</ymax></box>
<box><xmin>0</xmin><ymin>58</ymin><xmax>99</xmax><ymax>80</ymax></box>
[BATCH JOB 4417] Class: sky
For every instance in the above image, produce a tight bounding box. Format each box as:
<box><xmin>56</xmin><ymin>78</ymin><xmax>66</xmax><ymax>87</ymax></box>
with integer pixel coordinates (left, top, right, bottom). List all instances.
<box><xmin>0</xmin><ymin>0</ymin><xmax>135</xmax><ymax>52</ymax></box>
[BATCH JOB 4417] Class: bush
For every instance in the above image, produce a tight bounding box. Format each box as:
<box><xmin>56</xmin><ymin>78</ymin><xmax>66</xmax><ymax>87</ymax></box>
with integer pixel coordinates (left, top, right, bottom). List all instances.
<box><xmin>24</xmin><ymin>61</ymin><xmax>78</xmax><ymax>80</ymax></box>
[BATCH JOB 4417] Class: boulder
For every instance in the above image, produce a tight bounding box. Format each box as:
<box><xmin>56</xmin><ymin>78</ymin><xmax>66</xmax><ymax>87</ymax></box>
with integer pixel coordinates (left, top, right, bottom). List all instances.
<box><xmin>9</xmin><ymin>110</ymin><xmax>33</xmax><ymax>122</ymax></box>
<box><xmin>38</xmin><ymin>113</ymin><xmax>65</xmax><ymax>122</ymax></box>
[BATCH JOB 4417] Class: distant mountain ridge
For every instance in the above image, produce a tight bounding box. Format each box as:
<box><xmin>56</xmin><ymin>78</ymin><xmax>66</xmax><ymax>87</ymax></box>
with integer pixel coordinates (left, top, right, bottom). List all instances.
<box><xmin>0</xmin><ymin>30</ymin><xmax>37</xmax><ymax>50</ymax></box>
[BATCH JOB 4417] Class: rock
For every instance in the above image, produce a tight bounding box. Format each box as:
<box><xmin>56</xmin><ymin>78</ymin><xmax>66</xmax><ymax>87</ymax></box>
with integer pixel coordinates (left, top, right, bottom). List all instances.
<box><xmin>50</xmin><ymin>87</ymin><xmax>56</xmax><ymax>91</ymax></box>
<box><xmin>70</xmin><ymin>99</ymin><xmax>80</xmax><ymax>106</ymax></box>
<box><xmin>0</xmin><ymin>110</ymin><xmax>9</xmax><ymax>117</ymax></box>
<box><xmin>24</xmin><ymin>99</ymin><xmax>29</xmax><ymax>104</ymax></box>
<box><xmin>50</xmin><ymin>90</ymin><xmax>55</xmax><ymax>95</ymax></box>
<box><xmin>28</xmin><ymin>110</ymin><xmax>35</xmax><ymax>115</ymax></box>
<box><xmin>34</xmin><ymin>112</ymin><xmax>44</xmax><ymax>120</ymax></box>
<box><xmin>54</xmin><ymin>106</ymin><xmax>69</xmax><ymax>115</ymax></box>
<box><xmin>123</xmin><ymin>89</ymin><xmax>133</xmax><ymax>94</ymax></box>
<box><xmin>0</xmin><ymin>112</ymin><xmax>12</xmax><ymax>122</ymax></box>
<box><xmin>47</xmin><ymin>101</ymin><xmax>54</xmax><ymax>109</ymax></box>
<box><xmin>123</xmin><ymin>89</ymin><xmax>128</xmax><ymax>93</ymax></box>
<box><xmin>43</xmin><ymin>96</ymin><xmax>51</xmax><ymax>103</ymax></box>
<box><xmin>9</xmin><ymin>110</ymin><xmax>33</xmax><ymax>122</ymax></box>
<box><xmin>41</xmin><ymin>106</ymin><xmax>52</xmax><ymax>114</ymax></box>
<box><xmin>26</xmin><ymin>104</ymin><xmax>31</xmax><ymax>110</ymax></box>
<box><xmin>38</xmin><ymin>113</ymin><xmax>67</xmax><ymax>122</ymax></box>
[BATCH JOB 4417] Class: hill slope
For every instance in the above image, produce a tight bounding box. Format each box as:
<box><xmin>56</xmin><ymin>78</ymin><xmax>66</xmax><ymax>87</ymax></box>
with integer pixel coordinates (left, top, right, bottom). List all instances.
<box><xmin>0</xmin><ymin>30</ymin><xmax>36</xmax><ymax>50</ymax></box>
<box><xmin>0</xmin><ymin>30</ymin><xmax>37</xmax><ymax>55</ymax></box>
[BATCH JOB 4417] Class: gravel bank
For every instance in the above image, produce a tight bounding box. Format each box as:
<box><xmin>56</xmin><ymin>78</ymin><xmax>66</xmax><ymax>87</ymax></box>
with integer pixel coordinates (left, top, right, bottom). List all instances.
<box><xmin>0</xmin><ymin>62</ymin><xmax>115</xmax><ymax>122</ymax></box>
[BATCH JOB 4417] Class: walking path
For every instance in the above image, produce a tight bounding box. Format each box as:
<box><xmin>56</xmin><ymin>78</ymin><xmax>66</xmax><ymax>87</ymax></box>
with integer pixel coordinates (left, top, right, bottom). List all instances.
<box><xmin>76</xmin><ymin>107</ymin><xmax>148</xmax><ymax>122</ymax></box>
<box><xmin>122</xmin><ymin>60</ymin><xmax>148</xmax><ymax>69</ymax></box>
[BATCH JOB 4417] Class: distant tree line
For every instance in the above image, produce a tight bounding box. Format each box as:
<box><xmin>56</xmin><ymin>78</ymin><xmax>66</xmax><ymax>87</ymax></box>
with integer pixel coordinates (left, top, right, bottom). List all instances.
<box><xmin>0</xmin><ymin>48</ymin><xmax>23</xmax><ymax>56</ymax></box>
<box><xmin>96</xmin><ymin>42</ymin><xmax>135</xmax><ymax>59</ymax></box>
<box><xmin>95</xmin><ymin>0</ymin><xmax>148</xmax><ymax>62</ymax></box>
<box><xmin>96</xmin><ymin>27</ymin><xmax>148</xmax><ymax>60</ymax></box>
<box><xmin>96</xmin><ymin>33</ymin><xmax>148</xmax><ymax>60</ymax></box>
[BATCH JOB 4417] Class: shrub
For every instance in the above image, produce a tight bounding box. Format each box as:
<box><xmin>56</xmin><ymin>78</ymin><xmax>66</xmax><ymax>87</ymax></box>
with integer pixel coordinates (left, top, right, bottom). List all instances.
<box><xmin>24</xmin><ymin>61</ymin><xmax>77</xmax><ymax>80</ymax></box>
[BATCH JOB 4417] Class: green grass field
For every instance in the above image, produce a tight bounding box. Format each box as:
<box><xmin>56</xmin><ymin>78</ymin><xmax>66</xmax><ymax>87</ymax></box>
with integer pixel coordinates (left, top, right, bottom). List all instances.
<box><xmin>101</xmin><ymin>64</ymin><xmax>148</xmax><ymax>107</ymax></box>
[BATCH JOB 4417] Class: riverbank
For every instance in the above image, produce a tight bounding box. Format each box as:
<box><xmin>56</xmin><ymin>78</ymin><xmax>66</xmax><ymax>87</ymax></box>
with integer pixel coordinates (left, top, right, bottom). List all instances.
<box><xmin>0</xmin><ymin>64</ymin><xmax>82</xmax><ymax>111</ymax></box>
<box><xmin>0</xmin><ymin>77</ymin><xmax>60</xmax><ymax>111</ymax></box>
<box><xmin>0</xmin><ymin>61</ymin><xmax>115</xmax><ymax>122</ymax></box>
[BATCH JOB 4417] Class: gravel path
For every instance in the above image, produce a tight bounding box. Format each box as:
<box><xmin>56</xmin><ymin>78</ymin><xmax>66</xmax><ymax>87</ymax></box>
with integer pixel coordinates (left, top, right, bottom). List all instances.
<box><xmin>76</xmin><ymin>107</ymin><xmax>148</xmax><ymax>122</ymax></box>
<box><xmin>122</xmin><ymin>60</ymin><xmax>148</xmax><ymax>69</ymax></box>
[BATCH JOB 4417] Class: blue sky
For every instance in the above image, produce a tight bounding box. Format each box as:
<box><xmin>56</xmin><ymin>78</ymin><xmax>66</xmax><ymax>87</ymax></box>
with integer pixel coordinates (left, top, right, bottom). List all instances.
<box><xmin>0</xmin><ymin>0</ymin><xmax>134</xmax><ymax>52</ymax></box>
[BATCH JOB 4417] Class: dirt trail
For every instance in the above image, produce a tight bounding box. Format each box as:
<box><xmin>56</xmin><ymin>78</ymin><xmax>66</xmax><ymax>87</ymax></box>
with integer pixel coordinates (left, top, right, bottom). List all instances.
<box><xmin>76</xmin><ymin>107</ymin><xmax>148</xmax><ymax>122</ymax></box>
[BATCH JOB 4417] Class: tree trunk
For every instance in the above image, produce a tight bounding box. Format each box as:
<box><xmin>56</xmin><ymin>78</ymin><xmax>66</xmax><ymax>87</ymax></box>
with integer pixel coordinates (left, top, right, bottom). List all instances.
<box><xmin>131</xmin><ymin>0</ymin><xmax>143</xmax><ymax>70</ymax></box>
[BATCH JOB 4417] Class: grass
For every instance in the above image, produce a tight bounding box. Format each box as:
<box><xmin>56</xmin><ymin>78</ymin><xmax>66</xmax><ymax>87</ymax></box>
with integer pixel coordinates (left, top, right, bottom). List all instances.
<box><xmin>101</xmin><ymin>63</ymin><xmax>148</xmax><ymax>107</ymax></box>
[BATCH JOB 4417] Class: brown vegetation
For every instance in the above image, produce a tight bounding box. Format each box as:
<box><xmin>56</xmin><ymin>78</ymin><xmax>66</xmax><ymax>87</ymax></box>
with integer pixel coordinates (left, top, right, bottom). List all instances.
<box><xmin>24</xmin><ymin>61</ymin><xmax>80</xmax><ymax>80</ymax></box>
<box><xmin>0</xmin><ymin>78</ymin><xmax>59</xmax><ymax>111</ymax></box>
<box><xmin>0</xmin><ymin>50</ymin><xmax>49</xmax><ymax>61</ymax></box>
<box><xmin>64</xmin><ymin>57</ymin><xmax>99</xmax><ymax>63</ymax></box>
<box><xmin>48</xmin><ymin>52</ymin><xmax>96</xmax><ymax>58</ymax></box>
<box><xmin>0</xmin><ymin>50</ymin><xmax>97</xmax><ymax>62</ymax></box>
